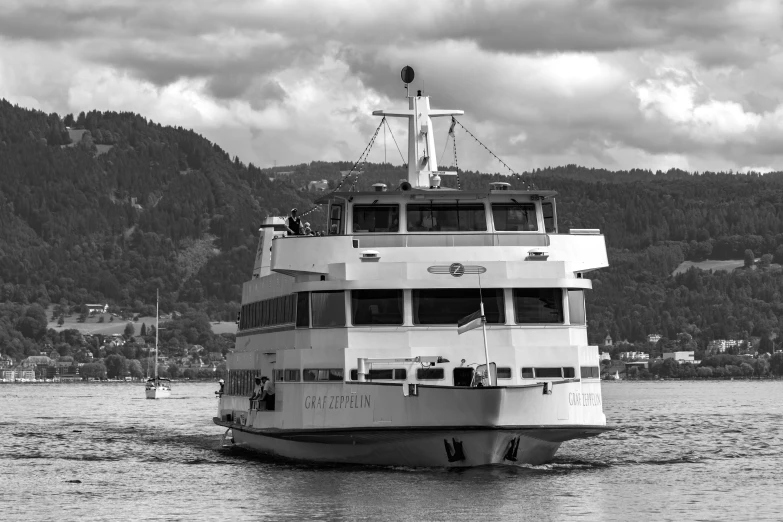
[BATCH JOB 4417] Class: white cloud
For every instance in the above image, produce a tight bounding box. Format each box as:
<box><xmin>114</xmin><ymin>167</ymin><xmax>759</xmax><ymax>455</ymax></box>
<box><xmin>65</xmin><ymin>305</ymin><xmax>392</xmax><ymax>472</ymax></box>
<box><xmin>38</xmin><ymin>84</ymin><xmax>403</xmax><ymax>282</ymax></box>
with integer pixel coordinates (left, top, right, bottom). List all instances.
<box><xmin>1</xmin><ymin>0</ymin><xmax>782</xmax><ymax>173</ymax></box>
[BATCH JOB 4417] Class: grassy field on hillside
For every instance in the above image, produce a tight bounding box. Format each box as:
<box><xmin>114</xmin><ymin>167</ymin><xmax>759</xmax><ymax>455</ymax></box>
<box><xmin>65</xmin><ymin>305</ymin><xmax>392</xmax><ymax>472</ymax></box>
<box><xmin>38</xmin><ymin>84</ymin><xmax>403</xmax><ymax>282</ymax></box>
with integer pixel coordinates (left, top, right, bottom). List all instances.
<box><xmin>672</xmin><ymin>259</ymin><xmax>745</xmax><ymax>275</ymax></box>
<box><xmin>47</xmin><ymin>313</ymin><xmax>237</xmax><ymax>335</ymax></box>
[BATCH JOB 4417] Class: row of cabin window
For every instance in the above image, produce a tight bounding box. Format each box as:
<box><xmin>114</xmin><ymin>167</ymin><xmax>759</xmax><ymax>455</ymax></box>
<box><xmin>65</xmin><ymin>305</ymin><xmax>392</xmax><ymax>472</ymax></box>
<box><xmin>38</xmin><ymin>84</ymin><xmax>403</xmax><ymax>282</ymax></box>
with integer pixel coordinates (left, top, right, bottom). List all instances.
<box><xmin>350</xmin><ymin>202</ymin><xmax>556</xmax><ymax>234</ymax></box>
<box><xmin>295</xmin><ymin>288</ymin><xmax>586</xmax><ymax>328</ymax></box>
<box><xmin>266</xmin><ymin>366</ymin><xmax>602</xmax><ymax>383</ymax></box>
<box><xmin>239</xmin><ymin>294</ymin><xmax>296</xmax><ymax>331</ymax></box>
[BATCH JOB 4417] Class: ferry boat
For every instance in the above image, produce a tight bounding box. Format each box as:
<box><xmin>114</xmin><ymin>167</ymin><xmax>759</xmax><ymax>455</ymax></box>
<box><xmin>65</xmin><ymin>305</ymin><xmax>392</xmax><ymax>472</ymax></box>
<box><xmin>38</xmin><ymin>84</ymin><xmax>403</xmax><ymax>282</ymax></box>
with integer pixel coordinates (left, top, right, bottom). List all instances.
<box><xmin>214</xmin><ymin>67</ymin><xmax>611</xmax><ymax>466</ymax></box>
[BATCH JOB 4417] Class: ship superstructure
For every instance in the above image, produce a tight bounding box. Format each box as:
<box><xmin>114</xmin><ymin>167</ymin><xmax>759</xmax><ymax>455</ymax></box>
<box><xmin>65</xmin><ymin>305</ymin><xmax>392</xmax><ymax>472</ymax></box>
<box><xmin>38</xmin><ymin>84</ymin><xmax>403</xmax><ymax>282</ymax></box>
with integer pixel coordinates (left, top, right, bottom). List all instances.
<box><xmin>214</xmin><ymin>68</ymin><xmax>611</xmax><ymax>466</ymax></box>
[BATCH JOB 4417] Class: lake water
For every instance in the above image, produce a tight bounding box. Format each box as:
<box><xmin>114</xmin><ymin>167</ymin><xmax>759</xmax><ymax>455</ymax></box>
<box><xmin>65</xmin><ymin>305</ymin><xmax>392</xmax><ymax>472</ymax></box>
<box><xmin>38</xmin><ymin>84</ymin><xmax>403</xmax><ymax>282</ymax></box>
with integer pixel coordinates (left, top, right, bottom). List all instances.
<box><xmin>1</xmin><ymin>381</ymin><xmax>781</xmax><ymax>521</ymax></box>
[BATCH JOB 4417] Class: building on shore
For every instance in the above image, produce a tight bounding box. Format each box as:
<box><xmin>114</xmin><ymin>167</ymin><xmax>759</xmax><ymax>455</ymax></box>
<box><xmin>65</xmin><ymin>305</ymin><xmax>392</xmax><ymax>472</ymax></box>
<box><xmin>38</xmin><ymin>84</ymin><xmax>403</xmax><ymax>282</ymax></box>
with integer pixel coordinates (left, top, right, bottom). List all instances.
<box><xmin>663</xmin><ymin>351</ymin><xmax>695</xmax><ymax>364</ymax></box>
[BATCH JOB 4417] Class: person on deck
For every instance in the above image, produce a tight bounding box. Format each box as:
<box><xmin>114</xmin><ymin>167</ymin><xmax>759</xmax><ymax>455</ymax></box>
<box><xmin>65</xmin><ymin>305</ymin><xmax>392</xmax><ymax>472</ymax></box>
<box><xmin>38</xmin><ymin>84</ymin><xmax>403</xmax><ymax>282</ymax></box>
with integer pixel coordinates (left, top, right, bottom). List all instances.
<box><xmin>285</xmin><ymin>208</ymin><xmax>302</xmax><ymax>235</ymax></box>
<box><xmin>250</xmin><ymin>377</ymin><xmax>264</xmax><ymax>409</ymax></box>
<box><xmin>260</xmin><ymin>376</ymin><xmax>275</xmax><ymax>411</ymax></box>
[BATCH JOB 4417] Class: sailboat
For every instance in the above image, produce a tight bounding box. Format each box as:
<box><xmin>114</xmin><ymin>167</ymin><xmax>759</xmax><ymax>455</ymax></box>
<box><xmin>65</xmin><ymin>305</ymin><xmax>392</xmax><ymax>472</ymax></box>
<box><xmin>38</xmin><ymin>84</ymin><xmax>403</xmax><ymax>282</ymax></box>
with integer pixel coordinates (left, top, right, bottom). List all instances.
<box><xmin>145</xmin><ymin>290</ymin><xmax>171</xmax><ymax>399</ymax></box>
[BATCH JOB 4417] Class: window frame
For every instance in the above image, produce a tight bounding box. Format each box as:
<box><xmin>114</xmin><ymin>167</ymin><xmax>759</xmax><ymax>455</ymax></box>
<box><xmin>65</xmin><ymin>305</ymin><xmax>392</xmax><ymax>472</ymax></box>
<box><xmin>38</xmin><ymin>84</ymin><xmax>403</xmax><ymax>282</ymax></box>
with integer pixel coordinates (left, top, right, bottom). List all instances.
<box><xmin>351</xmin><ymin>289</ymin><xmax>404</xmax><ymax>326</ymax></box>
<box><xmin>405</xmin><ymin>202</ymin><xmax>487</xmax><ymax>233</ymax></box>
<box><xmin>412</xmin><ymin>288</ymin><xmax>505</xmax><ymax>325</ymax></box>
<box><xmin>352</xmin><ymin>204</ymin><xmax>400</xmax><ymax>233</ymax></box>
<box><xmin>491</xmin><ymin>202</ymin><xmax>539</xmax><ymax>232</ymax></box>
<box><xmin>513</xmin><ymin>288</ymin><xmax>565</xmax><ymax>324</ymax></box>
<box><xmin>311</xmin><ymin>291</ymin><xmax>346</xmax><ymax>328</ymax></box>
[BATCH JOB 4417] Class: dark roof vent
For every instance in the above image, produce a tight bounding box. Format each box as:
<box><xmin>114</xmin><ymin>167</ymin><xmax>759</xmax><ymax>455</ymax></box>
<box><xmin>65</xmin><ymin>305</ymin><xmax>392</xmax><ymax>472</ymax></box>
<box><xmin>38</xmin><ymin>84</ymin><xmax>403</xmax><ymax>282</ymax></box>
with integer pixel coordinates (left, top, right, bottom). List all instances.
<box><xmin>372</xmin><ymin>183</ymin><xmax>388</xmax><ymax>192</ymax></box>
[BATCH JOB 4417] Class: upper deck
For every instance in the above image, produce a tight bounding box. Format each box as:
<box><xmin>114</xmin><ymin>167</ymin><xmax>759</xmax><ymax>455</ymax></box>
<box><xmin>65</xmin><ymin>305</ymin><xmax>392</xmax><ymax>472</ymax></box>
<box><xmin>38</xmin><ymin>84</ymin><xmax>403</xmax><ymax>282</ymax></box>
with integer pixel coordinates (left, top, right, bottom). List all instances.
<box><xmin>264</xmin><ymin>187</ymin><xmax>608</xmax><ymax>278</ymax></box>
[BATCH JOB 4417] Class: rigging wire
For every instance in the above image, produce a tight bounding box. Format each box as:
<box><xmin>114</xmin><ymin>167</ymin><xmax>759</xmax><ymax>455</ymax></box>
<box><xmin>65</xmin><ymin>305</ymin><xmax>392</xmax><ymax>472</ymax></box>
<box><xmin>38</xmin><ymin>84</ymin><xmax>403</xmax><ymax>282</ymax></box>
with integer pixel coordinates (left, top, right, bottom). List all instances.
<box><xmin>451</xmin><ymin>118</ymin><xmax>533</xmax><ymax>190</ymax></box>
<box><xmin>384</xmin><ymin>118</ymin><xmax>406</xmax><ymax>164</ymax></box>
<box><xmin>450</xmin><ymin>117</ymin><xmax>461</xmax><ymax>190</ymax></box>
<box><xmin>283</xmin><ymin>117</ymin><xmax>387</xmax><ymax>221</ymax></box>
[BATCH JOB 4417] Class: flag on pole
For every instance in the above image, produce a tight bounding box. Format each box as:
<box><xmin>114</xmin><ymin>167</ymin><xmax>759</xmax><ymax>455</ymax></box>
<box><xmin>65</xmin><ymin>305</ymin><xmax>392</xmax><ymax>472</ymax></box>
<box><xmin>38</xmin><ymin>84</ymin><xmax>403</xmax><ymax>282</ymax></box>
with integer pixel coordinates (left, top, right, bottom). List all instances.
<box><xmin>457</xmin><ymin>310</ymin><xmax>484</xmax><ymax>335</ymax></box>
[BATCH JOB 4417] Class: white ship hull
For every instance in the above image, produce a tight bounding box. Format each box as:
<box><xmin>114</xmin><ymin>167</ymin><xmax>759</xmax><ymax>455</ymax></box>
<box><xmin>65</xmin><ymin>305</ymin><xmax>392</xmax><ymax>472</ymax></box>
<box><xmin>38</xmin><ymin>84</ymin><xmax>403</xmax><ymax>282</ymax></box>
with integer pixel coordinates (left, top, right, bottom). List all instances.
<box><xmin>216</xmin><ymin>381</ymin><xmax>609</xmax><ymax>466</ymax></box>
<box><xmin>226</xmin><ymin>425</ymin><xmax>566</xmax><ymax>467</ymax></box>
<box><xmin>146</xmin><ymin>385</ymin><xmax>171</xmax><ymax>399</ymax></box>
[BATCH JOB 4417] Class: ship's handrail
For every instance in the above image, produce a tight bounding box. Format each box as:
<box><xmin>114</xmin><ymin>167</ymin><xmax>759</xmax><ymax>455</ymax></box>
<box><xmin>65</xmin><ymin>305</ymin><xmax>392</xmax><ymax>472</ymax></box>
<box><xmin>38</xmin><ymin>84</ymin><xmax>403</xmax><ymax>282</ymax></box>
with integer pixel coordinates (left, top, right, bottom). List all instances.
<box><xmin>275</xmin><ymin>232</ymin><xmax>551</xmax><ymax>248</ymax></box>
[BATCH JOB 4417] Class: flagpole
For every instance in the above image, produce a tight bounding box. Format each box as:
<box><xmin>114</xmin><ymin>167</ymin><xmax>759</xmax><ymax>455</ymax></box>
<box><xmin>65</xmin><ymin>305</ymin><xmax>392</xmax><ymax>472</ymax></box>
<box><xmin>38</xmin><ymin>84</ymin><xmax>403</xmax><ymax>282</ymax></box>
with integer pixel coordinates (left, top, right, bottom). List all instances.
<box><xmin>478</xmin><ymin>271</ymin><xmax>492</xmax><ymax>386</ymax></box>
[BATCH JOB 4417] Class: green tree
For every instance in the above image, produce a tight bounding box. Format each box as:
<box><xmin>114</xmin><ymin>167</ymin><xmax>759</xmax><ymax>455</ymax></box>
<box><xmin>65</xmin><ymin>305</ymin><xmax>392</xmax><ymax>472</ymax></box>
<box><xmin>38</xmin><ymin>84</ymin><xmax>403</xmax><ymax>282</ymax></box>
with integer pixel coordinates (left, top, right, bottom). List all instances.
<box><xmin>105</xmin><ymin>354</ymin><xmax>128</xmax><ymax>379</ymax></box>
<box><xmin>57</xmin><ymin>315</ymin><xmax>65</xmax><ymax>327</ymax></box>
<box><xmin>16</xmin><ymin>304</ymin><xmax>48</xmax><ymax>340</ymax></box>
<box><xmin>127</xmin><ymin>359</ymin><xmax>144</xmax><ymax>379</ymax></box>
<box><xmin>744</xmin><ymin>249</ymin><xmax>755</xmax><ymax>268</ymax></box>
<box><xmin>770</xmin><ymin>353</ymin><xmax>783</xmax><ymax>377</ymax></box>
<box><xmin>659</xmin><ymin>358</ymin><xmax>680</xmax><ymax>378</ymax></box>
<box><xmin>753</xmin><ymin>358</ymin><xmax>770</xmax><ymax>378</ymax></box>
<box><xmin>167</xmin><ymin>363</ymin><xmax>180</xmax><ymax>379</ymax></box>
<box><xmin>140</xmin><ymin>323</ymin><xmax>147</xmax><ymax>336</ymax></box>
<box><xmin>81</xmin><ymin>362</ymin><xmax>107</xmax><ymax>380</ymax></box>
<box><xmin>124</xmin><ymin>322</ymin><xmax>135</xmax><ymax>338</ymax></box>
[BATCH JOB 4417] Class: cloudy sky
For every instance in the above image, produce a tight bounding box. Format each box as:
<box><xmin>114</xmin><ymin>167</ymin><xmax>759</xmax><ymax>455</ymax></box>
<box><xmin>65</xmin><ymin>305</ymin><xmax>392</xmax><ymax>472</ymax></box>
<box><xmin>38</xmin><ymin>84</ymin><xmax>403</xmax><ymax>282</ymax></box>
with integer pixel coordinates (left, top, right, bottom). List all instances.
<box><xmin>1</xmin><ymin>0</ymin><xmax>782</xmax><ymax>174</ymax></box>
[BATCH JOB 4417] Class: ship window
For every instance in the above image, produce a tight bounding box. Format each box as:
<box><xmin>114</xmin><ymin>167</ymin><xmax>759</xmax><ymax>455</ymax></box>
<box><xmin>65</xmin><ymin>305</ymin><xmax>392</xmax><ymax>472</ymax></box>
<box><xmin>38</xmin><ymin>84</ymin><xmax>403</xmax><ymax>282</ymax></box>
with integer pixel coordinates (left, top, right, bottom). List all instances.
<box><xmin>563</xmin><ymin>367</ymin><xmax>575</xmax><ymax>378</ymax></box>
<box><xmin>311</xmin><ymin>369</ymin><xmax>344</xmax><ymax>381</ymax></box>
<box><xmin>581</xmin><ymin>366</ymin><xmax>600</xmax><ymax>379</ymax></box>
<box><xmin>274</xmin><ymin>369</ymin><xmax>284</xmax><ymax>382</ymax></box>
<box><xmin>496</xmin><ymin>367</ymin><xmax>512</xmax><ymax>379</ymax></box>
<box><xmin>351</xmin><ymin>289</ymin><xmax>403</xmax><ymax>325</ymax></box>
<box><xmin>568</xmin><ymin>290</ymin><xmax>586</xmax><ymax>325</ymax></box>
<box><xmin>416</xmin><ymin>367</ymin><xmax>444</xmax><ymax>380</ymax></box>
<box><xmin>542</xmin><ymin>201</ymin><xmax>557</xmax><ymax>233</ymax></box>
<box><xmin>521</xmin><ymin>367</ymin><xmax>534</xmax><ymax>378</ymax></box>
<box><xmin>329</xmin><ymin>203</ymin><xmax>344</xmax><ymax>235</ymax></box>
<box><xmin>353</xmin><ymin>204</ymin><xmax>399</xmax><ymax>233</ymax></box>
<box><xmin>311</xmin><ymin>291</ymin><xmax>345</xmax><ymax>327</ymax></box>
<box><xmin>412</xmin><ymin>288</ymin><xmax>504</xmax><ymax>325</ymax></box>
<box><xmin>349</xmin><ymin>368</ymin><xmax>407</xmax><ymax>380</ymax></box>
<box><xmin>535</xmin><ymin>367</ymin><xmax>563</xmax><ymax>378</ymax></box>
<box><xmin>492</xmin><ymin>203</ymin><xmax>537</xmax><ymax>232</ymax></box>
<box><xmin>296</xmin><ymin>292</ymin><xmax>310</xmax><ymax>328</ymax></box>
<box><xmin>406</xmin><ymin>203</ymin><xmax>487</xmax><ymax>232</ymax></box>
<box><xmin>513</xmin><ymin>288</ymin><xmax>564</xmax><ymax>324</ymax></box>
<box><xmin>284</xmin><ymin>369</ymin><xmax>300</xmax><ymax>382</ymax></box>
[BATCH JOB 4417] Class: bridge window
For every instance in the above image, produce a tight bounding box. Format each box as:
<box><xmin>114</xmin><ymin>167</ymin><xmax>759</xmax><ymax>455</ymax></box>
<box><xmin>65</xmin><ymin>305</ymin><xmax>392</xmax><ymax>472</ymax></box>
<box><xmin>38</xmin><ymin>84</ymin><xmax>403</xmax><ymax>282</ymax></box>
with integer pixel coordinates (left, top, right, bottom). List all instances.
<box><xmin>311</xmin><ymin>291</ymin><xmax>345</xmax><ymax>327</ymax></box>
<box><xmin>416</xmin><ymin>367</ymin><xmax>444</xmax><ymax>380</ymax></box>
<box><xmin>353</xmin><ymin>204</ymin><xmax>399</xmax><ymax>233</ymax></box>
<box><xmin>496</xmin><ymin>367</ymin><xmax>512</xmax><ymax>379</ymax></box>
<box><xmin>513</xmin><ymin>288</ymin><xmax>563</xmax><ymax>324</ymax></box>
<box><xmin>351</xmin><ymin>289</ymin><xmax>403</xmax><ymax>325</ymax></box>
<box><xmin>568</xmin><ymin>290</ymin><xmax>586</xmax><ymax>325</ymax></box>
<box><xmin>581</xmin><ymin>366</ymin><xmax>600</xmax><ymax>379</ymax></box>
<box><xmin>406</xmin><ymin>203</ymin><xmax>486</xmax><ymax>232</ymax></box>
<box><xmin>492</xmin><ymin>203</ymin><xmax>537</xmax><ymax>231</ymax></box>
<box><xmin>296</xmin><ymin>292</ymin><xmax>310</xmax><ymax>328</ymax></box>
<box><xmin>349</xmin><ymin>368</ymin><xmax>407</xmax><ymax>380</ymax></box>
<box><xmin>520</xmin><ymin>367</ymin><xmax>575</xmax><ymax>379</ymax></box>
<box><xmin>413</xmin><ymin>288</ymin><xmax>504</xmax><ymax>325</ymax></box>
<box><xmin>542</xmin><ymin>201</ymin><xmax>557</xmax><ymax>233</ymax></box>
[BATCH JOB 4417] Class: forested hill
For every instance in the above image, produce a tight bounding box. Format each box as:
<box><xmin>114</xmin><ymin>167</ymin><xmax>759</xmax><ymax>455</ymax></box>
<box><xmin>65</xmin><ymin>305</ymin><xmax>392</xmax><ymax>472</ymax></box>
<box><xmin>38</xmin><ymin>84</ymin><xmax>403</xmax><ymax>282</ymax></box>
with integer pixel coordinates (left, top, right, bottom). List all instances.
<box><xmin>0</xmin><ymin>99</ymin><xmax>321</xmax><ymax>318</ymax></box>
<box><xmin>3</xmin><ymin>98</ymin><xmax>783</xmax><ymax>360</ymax></box>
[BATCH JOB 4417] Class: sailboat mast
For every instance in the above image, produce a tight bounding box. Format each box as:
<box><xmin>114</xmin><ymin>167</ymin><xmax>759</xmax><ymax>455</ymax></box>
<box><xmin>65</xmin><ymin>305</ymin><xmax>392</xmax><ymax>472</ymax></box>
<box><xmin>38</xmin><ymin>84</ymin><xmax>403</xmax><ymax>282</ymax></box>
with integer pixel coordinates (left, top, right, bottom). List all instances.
<box><xmin>155</xmin><ymin>289</ymin><xmax>159</xmax><ymax>380</ymax></box>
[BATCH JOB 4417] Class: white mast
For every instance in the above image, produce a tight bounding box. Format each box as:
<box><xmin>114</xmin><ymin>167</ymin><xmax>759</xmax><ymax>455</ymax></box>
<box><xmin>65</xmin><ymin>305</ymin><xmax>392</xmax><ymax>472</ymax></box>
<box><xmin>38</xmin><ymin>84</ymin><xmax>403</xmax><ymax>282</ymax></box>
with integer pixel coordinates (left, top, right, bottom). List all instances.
<box><xmin>373</xmin><ymin>66</ymin><xmax>463</xmax><ymax>188</ymax></box>
<box><xmin>154</xmin><ymin>289</ymin><xmax>159</xmax><ymax>381</ymax></box>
